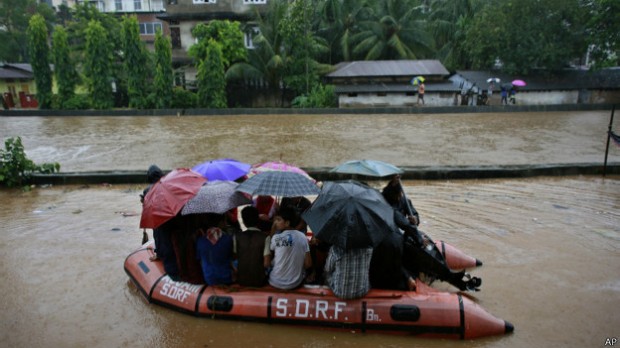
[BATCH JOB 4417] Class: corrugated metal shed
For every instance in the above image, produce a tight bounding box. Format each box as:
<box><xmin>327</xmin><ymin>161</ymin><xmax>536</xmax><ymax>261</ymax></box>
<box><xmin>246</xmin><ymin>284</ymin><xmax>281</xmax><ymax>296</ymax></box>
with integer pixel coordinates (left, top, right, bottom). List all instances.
<box><xmin>327</xmin><ymin>60</ymin><xmax>450</xmax><ymax>78</ymax></box>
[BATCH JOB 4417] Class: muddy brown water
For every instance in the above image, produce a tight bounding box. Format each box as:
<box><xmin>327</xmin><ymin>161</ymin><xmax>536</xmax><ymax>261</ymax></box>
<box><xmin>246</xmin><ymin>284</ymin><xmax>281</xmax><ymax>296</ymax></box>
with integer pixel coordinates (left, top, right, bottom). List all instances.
<box><xmin>1</xmin><ymin>111</ymin><xmax>619</xmax><ymax>347</ymax></box>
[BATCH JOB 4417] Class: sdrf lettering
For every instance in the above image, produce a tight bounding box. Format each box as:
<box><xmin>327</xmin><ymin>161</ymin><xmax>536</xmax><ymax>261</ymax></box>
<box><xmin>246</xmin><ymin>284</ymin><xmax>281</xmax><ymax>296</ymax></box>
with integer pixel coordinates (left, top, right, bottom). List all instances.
<box><xmin>275</xmin><ymin>298</ymin><xmax>346</xmax><ymax>320</ymax></box>
<box><xmin>605</xmin><ymin>338</ymin><xmax>617</xmax><ymax>346</ymax></box>
<box><xmin>160</xmin><ymin>282</ymin><xmax>191</xmax><ymax>303</ymax></box>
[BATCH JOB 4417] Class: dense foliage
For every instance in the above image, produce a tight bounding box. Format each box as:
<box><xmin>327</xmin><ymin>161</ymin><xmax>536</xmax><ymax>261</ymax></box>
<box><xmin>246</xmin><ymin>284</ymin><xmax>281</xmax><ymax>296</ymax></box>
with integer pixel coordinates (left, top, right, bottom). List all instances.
<box><xmin>27</xmin><ymin>14</ymin><xmax>53</xmax><ymax>109</ymax></box>
<box><xmin>0</xmin><ymin>137</ymin><xmax>60</xmax><ymax>188</ymax></box>
<box><xmin>197</xmin><ymin>41</ymin><xmax>227</xmax><ymax>108</ymax></box>
<box><xmin>153</xmin><ymin>30</ymin><xmax>174</xmax><ymax>109</ymax></box>
<box><xmin>52</xmin><ymin>25</ymin><xmax>79</xmax><ymax>108</ymax></box>
<box><xmin>121</xmin><ymin>15</ymin><xmax>151</xmax><ymax>108</ymax></box>
<box><xmin>4</xmin><ymin>0</ymin><xmax>619</xmax><ymax>109</ymax></box>
<box><xmin>83</xmin><ymin>20</ymin><xmax>114</xmax><ymax>109</ymax></box>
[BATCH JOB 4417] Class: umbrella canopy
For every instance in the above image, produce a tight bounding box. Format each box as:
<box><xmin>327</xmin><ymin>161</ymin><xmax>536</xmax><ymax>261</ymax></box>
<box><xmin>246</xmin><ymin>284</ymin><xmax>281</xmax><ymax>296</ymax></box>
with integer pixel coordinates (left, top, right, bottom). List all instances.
<box><xmin>411</xmin><ymin>76</ymin><xmax>425</xmax><ymax>85</ymax></box>
<box><xmin>236</xmin><ymin>171</ymin><xmax>320</xmax><ymax>197</ymax></box>
<box><xmin>181</xmin><ymin>181</ymin><xmax>251</xmax><ymax>215</ymax></box>
<box><xmin>330</xmin><ymin>159</ymin><xmax>404</xmax><ymax>177</ymax></box>
<box><xmin>487</xmin><ymin>77</ymin><xmax>500</xmax><ymax>84</ymax></box>
<box><xmin>140</xmin><ymin>168</ymin><xmax>206</xmax><ymax>229</ymax></box>
<box><xmin>302</xmin><ymin>181</ymin><xmax>396</xmax><ymax>250</ymax></box>
<box><xmin>249</xmin><ymin>161</ymin><xmax>314</xmax><ymax>181</ymax></box>
<box><xmin>512</xmin><ymin>79</ymin><xmax>526</xmax><ymax>87</ymax></box>
<box><xmin>192</xmin><ymin>158</ymin><xmax>251</xmax><ymax>181</ymax></box>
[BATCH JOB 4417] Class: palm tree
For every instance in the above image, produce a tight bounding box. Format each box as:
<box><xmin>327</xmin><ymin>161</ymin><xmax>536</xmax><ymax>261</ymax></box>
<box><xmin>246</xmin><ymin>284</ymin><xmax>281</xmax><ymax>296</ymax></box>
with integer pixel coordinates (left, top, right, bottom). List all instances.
<box><xmin>316</xmin><ymin>0</ymin><xmax>374</xmax><ymax>63</ymax></box>
<box><xmin>428</xmin><ymin>0</ymin><xmax>480</xmax><ymax>70</ymax></box>
<box><xmin>351</xmin><ymin>0</ymin><xmax>433</xmax><ymax>60</ymax></box>
<box><xmin>226</xmin><ymin>0</ymin><xmax>288</xmax><ymax>101</ymax></box>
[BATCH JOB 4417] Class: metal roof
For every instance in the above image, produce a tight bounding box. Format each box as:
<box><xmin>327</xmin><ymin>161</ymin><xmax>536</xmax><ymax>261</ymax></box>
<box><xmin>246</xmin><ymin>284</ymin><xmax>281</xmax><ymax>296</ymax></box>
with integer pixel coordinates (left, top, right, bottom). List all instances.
<box><xmin>327</xmin><ymin>60</ymin><xmax>450</xmax><ymax>78</ymax></box>
<box><xmin>0</xmin><ymin>64</ymin><xmax>33</xmax><ymax>79</ymax></box>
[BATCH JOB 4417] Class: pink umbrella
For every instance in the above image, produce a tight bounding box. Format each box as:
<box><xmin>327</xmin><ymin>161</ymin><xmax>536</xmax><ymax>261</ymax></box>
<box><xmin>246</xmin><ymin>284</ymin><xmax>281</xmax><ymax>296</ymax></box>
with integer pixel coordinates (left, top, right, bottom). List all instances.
<box><xmin>512</xmin><ymin>79</ymin><xmax>526</xmax><ymax>87</ymax></box>
<box><xmin>249</xmin><ymin>161</ymin><xmax>314</xmax><ymax>181</ymax></box>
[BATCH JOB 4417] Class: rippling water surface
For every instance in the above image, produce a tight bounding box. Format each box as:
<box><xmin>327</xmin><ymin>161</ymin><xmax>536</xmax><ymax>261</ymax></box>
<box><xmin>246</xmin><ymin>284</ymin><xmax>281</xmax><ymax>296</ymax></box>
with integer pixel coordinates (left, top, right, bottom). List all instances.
<box><xmin>0</xmin><ymin>111</ymin><xmax>619</xmax><ymax>347</ymax></box>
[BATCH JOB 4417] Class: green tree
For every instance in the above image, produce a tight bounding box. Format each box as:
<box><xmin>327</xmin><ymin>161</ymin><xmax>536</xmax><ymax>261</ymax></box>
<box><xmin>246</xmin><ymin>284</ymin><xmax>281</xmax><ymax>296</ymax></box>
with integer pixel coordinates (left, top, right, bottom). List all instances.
<box><xmin>351</xmin><ymin>0</ymin><xmax>433</xmax><ymax>60</ymax></box>
<box><xmin>428</xmin><ymin>0</ymin><xmax>480</xmax><ymax>70</ymax></box>
<box><xmin>226</xmin><ymin>0</ymin><xmax>289</xmax><ymax>105</ymax></box>
<box><xmin>197</xmin><ymin>40</ymin><xmax>227</xmax><ymax>108</ymax></box>
<box><xmin>121</xmin><ymin>15</ymin><xmax>151</xmax><ymax>108</ymax></box>
<box><xmin>52</xmin><ymin>25</ymin><xmax>79</xmax><ymax>108</ymax></box>
<box><xmin>189</xmin><ymin>20</ymin><xmax>247</xmax><ymax>69</ymax></box>
<box><xmin>279</xmin><ymin>0</ymin><xmax>330</xmax><ymax>95</ymax></box>
<box><xmin>316</xmin><ymin>0</ymin><xmax>374</xmax><ymax>63</ymax></box>
<box><xmin>0</xmin><ymin>0</ymin><xmax>55</xmax><ymax>62</ymax></box>
<box><xmin>585</xmin><ymin>0</ymin><xmax>620</xmax><ymax>68</ymax></box>
<box><xmin>153</xmin><ymin>29</ymin><xmax>174</xmax><ymax>109</ymax></box>
<box><xmin>464</xmin><ymin>0</ymin><xmax>588</xmax><ymax>74</ymax></box>
<box><xmin>84</xmin><ymin>20</ymin><xmax>113</xmax><ymax>109</ymax></box>
<box><xmin>27</xmin><ymin>14</ymin><xmax>53</xmax><ymax>109</ymax></box>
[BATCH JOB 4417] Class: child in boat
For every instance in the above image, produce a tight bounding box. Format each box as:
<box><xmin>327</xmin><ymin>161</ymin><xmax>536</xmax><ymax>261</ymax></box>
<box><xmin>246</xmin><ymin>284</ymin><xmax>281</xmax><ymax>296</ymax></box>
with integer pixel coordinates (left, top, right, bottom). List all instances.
<box><xmin>268</xmin><ymin>207</ymin><xmax>312</xmax><ymax>290</ymax></box>
<box><xmin>234</xmin><ymin>206</ymin><xmax>271</xmax><ymax>287</ymax></box>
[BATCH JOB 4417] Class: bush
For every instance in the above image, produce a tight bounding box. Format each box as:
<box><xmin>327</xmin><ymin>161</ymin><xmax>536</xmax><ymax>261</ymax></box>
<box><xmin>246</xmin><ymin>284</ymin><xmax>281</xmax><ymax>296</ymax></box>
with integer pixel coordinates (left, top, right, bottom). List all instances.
<box><xmin>171</xmin><ymin>87</ymin><xmax>198</xmax><ymax>109</ymax></box>
<box><xmin>62</xmin><ymin>94</ymin><xmax>91</xmax><ymax>110</ymax></box>
<box><xmin>292</xmin><ymin>84</ymin><xmax>337</xmax><ymax>108</ymax></box>
<box><xmin>0</xmin><ymin>137</ymin><xmax>60</xmax><ymax>188</ymax></box>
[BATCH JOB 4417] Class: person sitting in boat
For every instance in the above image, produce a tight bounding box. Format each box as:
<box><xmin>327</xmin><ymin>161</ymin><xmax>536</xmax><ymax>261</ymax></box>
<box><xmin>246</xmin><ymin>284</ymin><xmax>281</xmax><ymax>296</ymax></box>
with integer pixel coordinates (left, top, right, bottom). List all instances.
<box><xmin>382</xmin><ymin>181</ymin><xmax>481</xmax><ymax>291</ymax></box>
<box><xmin>280</xmin><ymin>196</ymin><xmax>312</xmax><ymax>232</ymax></box>
<box><xmin>383</xmin><ymin>175</ymin><xmax>419</xmax><ymax>226</ymax></box>
<box><xmin>324</xmin><ymin>244</ymin><xmax>373</xmax><ymax>299</ymax></box>
<box><xmin>268</xmin><ymin>207</ymin><xmax>312</xmax><ymax>290</ymax></box>
<box><xmin>234</xmin><ymin>206</ymin><xmax>271</xmax><ymax>287</ymax></box>
<box><xmin>195</xmin><ymin>213</ymin><xmax>235</xmax><ymax>286</ymax></box>
<box><xmin>140</xmin><ymin>164</ymin><xmax>164</xmax><ymax>250</ymax></box>
<box><xmin>370</xmin><ymin>226</ymin><xmax>416</xmax><ymax>291</ymax></box>
<box><xmin>253</xmin><ymin>195</ymin><xmax>278</xmax><ymax>233</ymax></box>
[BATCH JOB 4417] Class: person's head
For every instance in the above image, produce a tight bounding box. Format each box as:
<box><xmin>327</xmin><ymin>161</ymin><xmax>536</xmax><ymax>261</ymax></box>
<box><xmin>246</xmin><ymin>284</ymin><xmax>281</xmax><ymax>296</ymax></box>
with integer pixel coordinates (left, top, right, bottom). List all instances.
<box><xmin>241</xmin><ymin>205</ymin><xmax>259</xmax><ymax>228</ymax></box>
<box><xmin>273</xmin><ymin>206</ymin><xmax>300</xmax><ymax>231</ymax></box>
<box><xmin>382</xmin><ymin>183</ymin><xmax>403</xmax><ymax>205</ymax></box>
<box><xmin>146</xmin><ymin>164</ymin><xmax>164</xmax><ymax>184</ymax></box>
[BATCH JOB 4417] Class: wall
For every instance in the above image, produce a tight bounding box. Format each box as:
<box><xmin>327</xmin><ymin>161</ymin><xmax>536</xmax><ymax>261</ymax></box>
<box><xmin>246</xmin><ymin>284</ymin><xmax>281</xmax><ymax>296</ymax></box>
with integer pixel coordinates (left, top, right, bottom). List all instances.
<box><xmin>339</xmin><ymin>92</ymin><xmax>458</xmax><ymax>108</ymax></box>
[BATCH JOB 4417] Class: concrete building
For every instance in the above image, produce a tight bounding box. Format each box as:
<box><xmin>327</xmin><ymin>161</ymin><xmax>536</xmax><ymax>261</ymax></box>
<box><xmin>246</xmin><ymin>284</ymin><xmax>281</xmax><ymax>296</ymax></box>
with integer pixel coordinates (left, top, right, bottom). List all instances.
<box><xmin>156</xmin><ymin>0</ymin><xmax>268</xmax><ymax>86</ymax></box>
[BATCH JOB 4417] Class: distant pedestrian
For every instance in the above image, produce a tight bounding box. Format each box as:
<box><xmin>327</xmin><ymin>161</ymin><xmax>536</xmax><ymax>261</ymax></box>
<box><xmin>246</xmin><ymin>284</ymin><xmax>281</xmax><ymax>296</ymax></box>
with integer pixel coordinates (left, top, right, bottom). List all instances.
<box><xmin>417</xmin><ymin>82</ymin><xmax>425</xmax><ymax>105</ymax></box>
<box><xmin>500</xmin><ymin>86</ymin><xmax>508</xmax><ymax>105</ymax></box>
<box><xmin>509</xmin><ymin>88</ymin><xmax>516</xmax><ymax>104</ymax></box>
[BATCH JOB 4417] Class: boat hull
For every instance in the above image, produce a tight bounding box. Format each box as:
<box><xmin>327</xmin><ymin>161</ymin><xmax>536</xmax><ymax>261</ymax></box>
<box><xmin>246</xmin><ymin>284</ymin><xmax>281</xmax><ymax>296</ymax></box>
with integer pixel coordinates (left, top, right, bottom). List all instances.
<box><xmin>124</xmin><ymin>243</ymin><xmax>512</xmax><ymax>340</ymax></box>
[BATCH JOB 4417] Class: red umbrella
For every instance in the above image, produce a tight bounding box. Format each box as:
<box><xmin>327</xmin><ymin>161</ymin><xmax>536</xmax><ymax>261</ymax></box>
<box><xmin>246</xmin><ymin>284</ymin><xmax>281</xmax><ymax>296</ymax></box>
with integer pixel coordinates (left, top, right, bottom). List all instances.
<box><xmin>139</xmin><ymin>168</ymin><xmax>206</xmax><ymax>229</ymax></box>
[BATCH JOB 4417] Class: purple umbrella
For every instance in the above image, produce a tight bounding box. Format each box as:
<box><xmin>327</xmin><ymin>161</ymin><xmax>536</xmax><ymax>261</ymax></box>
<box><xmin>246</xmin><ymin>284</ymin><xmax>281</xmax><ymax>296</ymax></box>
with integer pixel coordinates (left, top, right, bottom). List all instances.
<box><xmin>192</xmin><ymin>158</ymin><xmax>251</xmax><ymax>181</ymax></box>
<box><xmin>512</xmin><ymin>80</ymin><xmax>526</xmax><ymax>87</ymax></box>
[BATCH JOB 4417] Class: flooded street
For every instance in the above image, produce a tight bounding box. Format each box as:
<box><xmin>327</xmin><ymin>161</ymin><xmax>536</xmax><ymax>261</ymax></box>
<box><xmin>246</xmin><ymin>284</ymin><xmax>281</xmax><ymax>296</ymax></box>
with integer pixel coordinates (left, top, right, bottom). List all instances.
<box><xmin>0</xmin><ymin>111</ymin><xmax>619</xmax><ymax>347</ymax></box>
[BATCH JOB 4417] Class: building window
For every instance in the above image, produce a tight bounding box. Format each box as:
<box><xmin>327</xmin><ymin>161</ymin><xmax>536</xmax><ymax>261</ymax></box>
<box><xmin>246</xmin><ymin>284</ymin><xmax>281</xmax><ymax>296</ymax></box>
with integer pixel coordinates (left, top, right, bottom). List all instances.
<box><xmin>139</xmin><ymin>22</ymin><xmax>163</xmax><ymax>35</ymax></box>
<box><xmin>377</xmin><ymin>92</ymin><xmax>387</xmax><ymax>97</ymax></box>
<box><xmin>347</xmin><ymin>93</ymin><xmax>358</xmax><ymax>97</ymax></box>
<box><xmin>193</xmin><ymin>0</ymin><xmax>216</xmax><ymax>3</ymax></box>
<box><xmin>115</xmin><ymin>0</ymin><xmax>122</xmax><ymax>11</ymax></box>
<box><xmin>134</xmin><ymin>0</ymin><xmax>142</xmax><ymax>10</ymax></box>
<box><xmin>244</xmin><ymin>26</ymin><xmax>260</xmax><ymax>49</ymax></box>
<box><xmin>243</xmin><ymin>0</ymin><xmax>266</xmax><ymax>3</ymax></box>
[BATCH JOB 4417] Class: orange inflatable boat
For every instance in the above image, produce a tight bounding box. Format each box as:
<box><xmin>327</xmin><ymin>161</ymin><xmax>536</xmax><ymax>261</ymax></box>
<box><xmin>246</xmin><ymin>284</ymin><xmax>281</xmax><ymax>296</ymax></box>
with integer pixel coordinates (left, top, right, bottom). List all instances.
<box><xmin>124</xmin><ymin>243</ymin><xmax>512</xmax><ymax>340</ymax></box>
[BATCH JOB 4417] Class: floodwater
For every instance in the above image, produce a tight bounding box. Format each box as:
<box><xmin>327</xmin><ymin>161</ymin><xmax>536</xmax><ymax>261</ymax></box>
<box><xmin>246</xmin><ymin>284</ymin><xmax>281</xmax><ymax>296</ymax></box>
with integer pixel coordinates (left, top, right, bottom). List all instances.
<box><xmin>0</xmin><ymin>111</ymin><xmax>619</xmax><ymax>348</ymax></box>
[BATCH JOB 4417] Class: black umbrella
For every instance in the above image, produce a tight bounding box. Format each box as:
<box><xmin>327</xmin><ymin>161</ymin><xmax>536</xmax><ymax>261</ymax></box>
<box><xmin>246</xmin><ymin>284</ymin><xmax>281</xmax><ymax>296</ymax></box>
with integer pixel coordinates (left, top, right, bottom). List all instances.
<box><xmin>302</xmin><ymin>180</ymin><xmax>396</xmax><ymax>250</ymax></box>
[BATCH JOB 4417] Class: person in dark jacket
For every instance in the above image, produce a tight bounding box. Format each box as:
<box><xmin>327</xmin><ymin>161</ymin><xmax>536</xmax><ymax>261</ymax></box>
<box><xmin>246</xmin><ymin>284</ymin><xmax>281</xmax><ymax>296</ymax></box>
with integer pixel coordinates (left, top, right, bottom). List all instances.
<box><xmin>234</xmin><ymin>206</ymin><xmax>271</xmax><ymax>287</ymax></box>
<box><xmin>369</xmin><ymin>226</ymin><xmax>415</xmax><ymax>291</ymax></box>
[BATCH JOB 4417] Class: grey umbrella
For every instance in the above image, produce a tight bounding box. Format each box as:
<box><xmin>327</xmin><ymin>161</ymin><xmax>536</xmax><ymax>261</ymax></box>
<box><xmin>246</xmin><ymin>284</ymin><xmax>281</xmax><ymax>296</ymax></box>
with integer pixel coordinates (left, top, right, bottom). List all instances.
<box><xmin>235</xmin><ymin>171</ymin><xmax>320</xmax><ymax>197</ymax></box>
<box><xmin>181</xmin><ymin>180</ymin><xmax>251</xmax><ymax>215</ymax></box>
<box><xmin>302</xmin><ymin>180</ymin><xmax>396</xmax><ymax>250</ymax></box>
